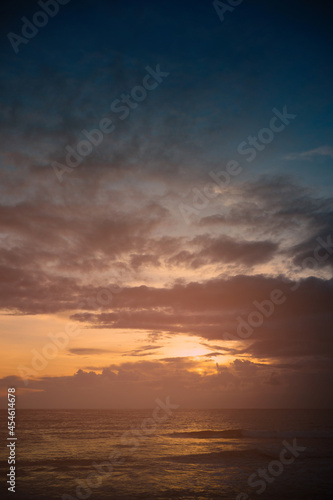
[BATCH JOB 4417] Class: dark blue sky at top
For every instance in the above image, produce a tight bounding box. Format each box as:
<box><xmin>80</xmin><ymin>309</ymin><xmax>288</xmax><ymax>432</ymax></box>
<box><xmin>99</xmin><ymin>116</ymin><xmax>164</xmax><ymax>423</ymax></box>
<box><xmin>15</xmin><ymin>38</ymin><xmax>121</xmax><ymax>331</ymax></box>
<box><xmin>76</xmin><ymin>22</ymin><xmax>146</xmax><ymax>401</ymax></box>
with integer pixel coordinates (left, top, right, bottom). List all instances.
<box><xmin>0</xmin><ymin>0</ymin><xmax>332</xmax><ymax>192</ymax></box>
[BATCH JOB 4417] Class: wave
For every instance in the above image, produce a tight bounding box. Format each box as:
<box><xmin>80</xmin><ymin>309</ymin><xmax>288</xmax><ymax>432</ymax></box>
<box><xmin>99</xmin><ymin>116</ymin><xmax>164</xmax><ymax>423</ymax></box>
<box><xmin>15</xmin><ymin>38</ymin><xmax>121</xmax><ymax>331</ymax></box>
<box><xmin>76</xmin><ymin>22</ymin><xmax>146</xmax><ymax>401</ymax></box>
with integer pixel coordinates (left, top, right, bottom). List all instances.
<box><xmin>164</xmin><ymin>449</ymin><xmax>265</xmax><ymax>463</ymax></box>
<box><xmin>164</xmin><ymin>447</ymin><xmax>333</xmax><ymax>464</ymax></box>
<box><xmin>166</xmin><ymin>429</ymin><xmax>333</xmax><ymax>440</ymax></box>
<box><xmin>243</xmin><ymin>429</ymin><xmax>333</xmax><ymax>439</ymax></box>
<box><xmin>0</xmin><ymin>458</ymin><xmax>106</xmax><ymax>469</ymax></box>
<box><xmin>166</xmin><ymin>430</ymin><xmax>243</xmax><ymax>439</ymax></box>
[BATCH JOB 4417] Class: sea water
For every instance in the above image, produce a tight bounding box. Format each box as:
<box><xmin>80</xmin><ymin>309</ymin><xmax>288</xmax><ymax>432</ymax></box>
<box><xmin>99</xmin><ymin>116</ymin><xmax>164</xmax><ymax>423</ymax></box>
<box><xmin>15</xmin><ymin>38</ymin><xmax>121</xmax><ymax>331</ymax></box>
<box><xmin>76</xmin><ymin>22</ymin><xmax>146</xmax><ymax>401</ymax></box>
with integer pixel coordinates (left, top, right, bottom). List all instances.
<box><xmin>0</xmin><ymin>409</ymin><xmax>333</xmax><ymax>499</ymax></box>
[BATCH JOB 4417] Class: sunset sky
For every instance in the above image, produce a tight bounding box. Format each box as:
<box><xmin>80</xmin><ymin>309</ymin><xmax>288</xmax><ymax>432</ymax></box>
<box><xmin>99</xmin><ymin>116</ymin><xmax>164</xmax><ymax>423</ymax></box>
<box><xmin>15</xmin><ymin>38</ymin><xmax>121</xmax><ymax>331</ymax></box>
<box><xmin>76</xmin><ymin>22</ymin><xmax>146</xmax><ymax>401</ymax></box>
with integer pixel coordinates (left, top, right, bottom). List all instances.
<box><xmin>0</xmin><ymin>0</ymin><xmax>332</xmax><ymax>408</ymax></box>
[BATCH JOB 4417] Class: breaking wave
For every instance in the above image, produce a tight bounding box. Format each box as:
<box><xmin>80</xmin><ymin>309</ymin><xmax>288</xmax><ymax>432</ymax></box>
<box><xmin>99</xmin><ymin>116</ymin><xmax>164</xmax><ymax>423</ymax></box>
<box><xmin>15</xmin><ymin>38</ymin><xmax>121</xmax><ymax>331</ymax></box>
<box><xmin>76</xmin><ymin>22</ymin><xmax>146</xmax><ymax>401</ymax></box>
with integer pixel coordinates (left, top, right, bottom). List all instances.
<box><xmin>166</xmin><ymin>429</ymin><xmax>333</xmax><ymax>440</ymax></box>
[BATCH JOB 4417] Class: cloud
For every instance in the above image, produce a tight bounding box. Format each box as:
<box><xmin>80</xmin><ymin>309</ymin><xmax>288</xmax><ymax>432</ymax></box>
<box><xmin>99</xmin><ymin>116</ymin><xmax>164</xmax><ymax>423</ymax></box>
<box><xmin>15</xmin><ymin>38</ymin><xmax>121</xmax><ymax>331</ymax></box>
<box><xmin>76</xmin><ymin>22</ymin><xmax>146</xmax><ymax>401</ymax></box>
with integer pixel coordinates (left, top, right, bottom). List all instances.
<box><xmin>198</xmin><ymin>177</ymin><xmax>333</xmax><ymax>277</ymax></box>
<box><xmin>188</xmin><ymin>235</ymin><xmax>278</xmax><ymax>267</ymax></box>
<box><xmin>127</xmin><ymin>344</ymin><xmax>163</xmax><ymax>356</ymax></box>
<box><xmin>68</xmin><ymin>276</ymin><xmax>333</xmax><ymax>367</ymax></box>
<box><xmin>284</xmin><ymin>146</ymin><xmax>333</xmax><ymax>160</ymax></box>
<box><xmin>1</xmin><ymin>352</ymin><xmax>332</xmax><ymax>408</ymax></box>
<box><xmin>288</xmin><ymin>232</ymin><xmax>333</xmax><ymax>270</ymax></box>
<box><xmin>232</xmin><ymin>359</ymin><xmax>259</xmax><ymax>374</ymax></box>
<box><xmin>68</xmin><ymin>348</ymin><xmax>112</xmax><ymax>356</ymax></box>
<box><xmin>265</xmin><ymin>372</ymin><xmax>281</xmax><ymax>386</ymax></box>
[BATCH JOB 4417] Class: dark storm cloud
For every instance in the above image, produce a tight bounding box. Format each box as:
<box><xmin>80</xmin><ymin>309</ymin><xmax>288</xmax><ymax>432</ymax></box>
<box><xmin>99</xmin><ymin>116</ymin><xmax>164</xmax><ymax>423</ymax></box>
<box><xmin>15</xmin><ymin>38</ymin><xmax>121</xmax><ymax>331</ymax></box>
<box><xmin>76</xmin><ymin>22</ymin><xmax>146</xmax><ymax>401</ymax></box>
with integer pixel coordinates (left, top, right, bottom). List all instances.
<box><xmin>200</xmin><ymin>176</ymin><xmax>333</xmax><ymax>238</ymax></box>
<box><xmin>68</xmin><ymin>276</ymin><xmax>333</xmax><ymax>365</ymax></box>
<box><xmin>0</xmin><ymin>198</ymin><xmax>171</xmax><ymax>280</ymax></box>
<box><xmin>169</xmin><ymin>235</ymin><xmax>278</xmax><ymax>268</ymax></box>
<box><xmin>289</xmin><ymin>232</ymin><xmax>333</xmax><ymax>270</ymax></box>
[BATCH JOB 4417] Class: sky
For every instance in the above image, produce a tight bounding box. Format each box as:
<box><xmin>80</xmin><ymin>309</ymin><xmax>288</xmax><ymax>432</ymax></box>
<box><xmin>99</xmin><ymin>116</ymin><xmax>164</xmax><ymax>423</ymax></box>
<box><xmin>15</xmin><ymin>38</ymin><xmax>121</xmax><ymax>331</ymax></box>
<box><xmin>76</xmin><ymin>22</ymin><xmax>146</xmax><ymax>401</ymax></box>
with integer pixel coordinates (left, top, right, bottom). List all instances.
<box><xmin>0</xmin><ymin>0</ymin><xmax>332</xmax><ymax>408</ymax></box>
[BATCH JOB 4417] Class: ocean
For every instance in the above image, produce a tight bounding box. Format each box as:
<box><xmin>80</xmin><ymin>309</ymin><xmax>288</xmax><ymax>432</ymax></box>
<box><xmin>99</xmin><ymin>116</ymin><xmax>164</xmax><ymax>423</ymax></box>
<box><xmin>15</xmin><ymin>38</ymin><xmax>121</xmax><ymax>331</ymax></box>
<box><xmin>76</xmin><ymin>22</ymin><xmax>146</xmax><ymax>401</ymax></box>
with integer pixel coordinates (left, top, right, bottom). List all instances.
<box><xmin>1</xmin><ymin>408</ymin><xmax>333</xmax><ymax>499</ymax></box>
